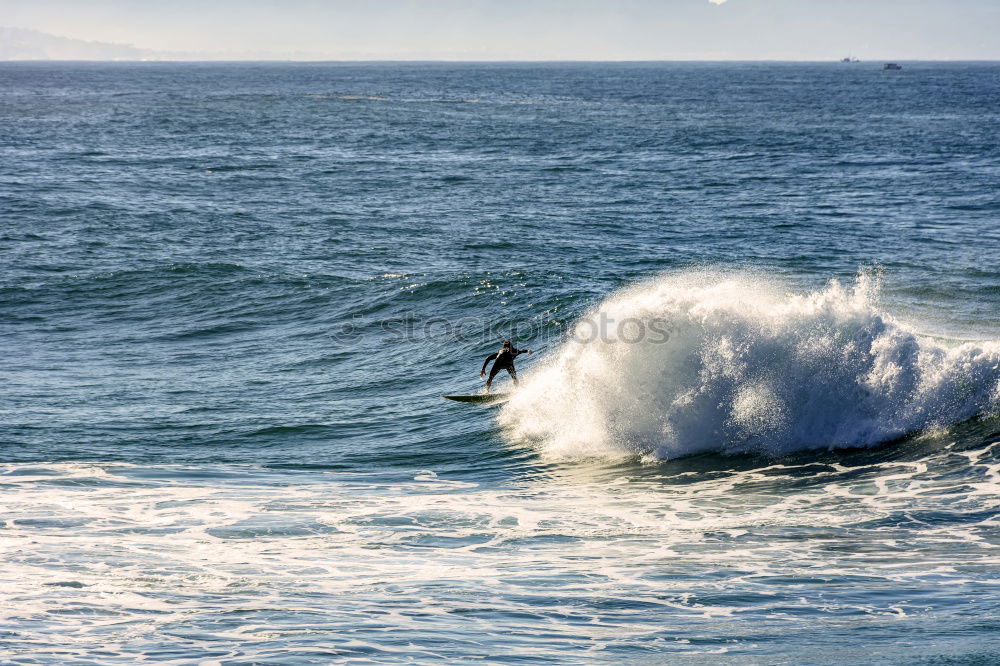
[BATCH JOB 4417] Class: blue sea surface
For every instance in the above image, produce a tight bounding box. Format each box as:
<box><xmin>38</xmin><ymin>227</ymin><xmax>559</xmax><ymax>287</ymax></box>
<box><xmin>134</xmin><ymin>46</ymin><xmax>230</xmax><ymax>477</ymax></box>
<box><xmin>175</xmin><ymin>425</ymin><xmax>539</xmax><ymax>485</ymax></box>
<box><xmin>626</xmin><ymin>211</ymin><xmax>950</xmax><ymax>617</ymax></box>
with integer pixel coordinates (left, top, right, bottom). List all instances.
<box><xmin>1</xmin><ymin>62</ymin><xmax>999</xmax><ymax>664</ymax></box>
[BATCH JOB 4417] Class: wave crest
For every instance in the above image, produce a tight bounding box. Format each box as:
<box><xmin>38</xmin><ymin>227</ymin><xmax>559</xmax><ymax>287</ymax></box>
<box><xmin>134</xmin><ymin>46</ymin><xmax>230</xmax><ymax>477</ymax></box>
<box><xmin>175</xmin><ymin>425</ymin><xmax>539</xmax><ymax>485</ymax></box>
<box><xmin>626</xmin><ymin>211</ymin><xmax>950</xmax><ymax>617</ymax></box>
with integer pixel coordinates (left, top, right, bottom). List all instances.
<box><xmin>500</xmin><ymin>272</ymin><xmax>1000</xmax><ymax>459</ymax></box>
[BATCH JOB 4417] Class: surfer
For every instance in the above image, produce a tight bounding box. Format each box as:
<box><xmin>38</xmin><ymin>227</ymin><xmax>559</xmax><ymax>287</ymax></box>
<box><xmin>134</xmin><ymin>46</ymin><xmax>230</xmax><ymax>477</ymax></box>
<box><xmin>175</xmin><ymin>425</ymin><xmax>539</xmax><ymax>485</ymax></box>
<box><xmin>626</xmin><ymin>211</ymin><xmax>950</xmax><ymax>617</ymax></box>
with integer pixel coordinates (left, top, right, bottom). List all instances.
<box><xmin>481</xmin><ymin>340</ymin><xmax>532</xmax><ymax>392</ymax></box>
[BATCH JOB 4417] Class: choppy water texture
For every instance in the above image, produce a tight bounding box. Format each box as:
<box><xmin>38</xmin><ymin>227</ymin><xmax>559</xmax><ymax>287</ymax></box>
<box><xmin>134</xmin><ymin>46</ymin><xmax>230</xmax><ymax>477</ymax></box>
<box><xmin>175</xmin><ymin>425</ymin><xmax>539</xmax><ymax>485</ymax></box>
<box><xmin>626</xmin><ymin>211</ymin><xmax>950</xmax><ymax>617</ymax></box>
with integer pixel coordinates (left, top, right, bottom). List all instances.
<box><xmin>2</xmin><ymin>62</ymin><xmax>1000</xmax><ymax>664</ymax></box>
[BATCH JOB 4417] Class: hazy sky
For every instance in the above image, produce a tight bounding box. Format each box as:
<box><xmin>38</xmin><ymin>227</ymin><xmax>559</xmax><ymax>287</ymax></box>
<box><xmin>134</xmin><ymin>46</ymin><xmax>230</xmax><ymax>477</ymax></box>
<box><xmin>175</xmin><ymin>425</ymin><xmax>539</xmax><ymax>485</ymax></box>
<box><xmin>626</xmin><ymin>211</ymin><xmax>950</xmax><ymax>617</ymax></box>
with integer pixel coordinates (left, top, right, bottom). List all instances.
<box><xmin>2</xmin><ymin>0</ymin><xmax>999</xmax><ymax>60</ymax></box>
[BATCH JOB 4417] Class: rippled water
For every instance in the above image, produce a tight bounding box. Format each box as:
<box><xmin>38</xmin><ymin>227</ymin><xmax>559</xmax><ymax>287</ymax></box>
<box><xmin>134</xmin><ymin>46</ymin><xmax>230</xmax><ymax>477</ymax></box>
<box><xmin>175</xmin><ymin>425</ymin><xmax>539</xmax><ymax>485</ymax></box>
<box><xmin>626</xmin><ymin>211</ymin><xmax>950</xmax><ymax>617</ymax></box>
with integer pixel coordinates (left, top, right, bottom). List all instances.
<box><xmin>2</xmin><ymin>62</ymin><xmax>999</xmax><ymax>663</ymax></box>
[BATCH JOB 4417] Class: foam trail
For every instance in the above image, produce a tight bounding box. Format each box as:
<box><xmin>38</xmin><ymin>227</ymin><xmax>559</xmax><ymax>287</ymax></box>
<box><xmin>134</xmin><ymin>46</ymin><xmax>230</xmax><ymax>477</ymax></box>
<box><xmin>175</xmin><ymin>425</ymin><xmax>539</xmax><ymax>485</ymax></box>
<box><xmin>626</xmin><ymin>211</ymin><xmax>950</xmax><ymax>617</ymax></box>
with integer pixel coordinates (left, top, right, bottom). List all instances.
<box><xmin>500</xmin><ymin>271</ymin><xmax>1000</xmax><ymax>459</ymax></box>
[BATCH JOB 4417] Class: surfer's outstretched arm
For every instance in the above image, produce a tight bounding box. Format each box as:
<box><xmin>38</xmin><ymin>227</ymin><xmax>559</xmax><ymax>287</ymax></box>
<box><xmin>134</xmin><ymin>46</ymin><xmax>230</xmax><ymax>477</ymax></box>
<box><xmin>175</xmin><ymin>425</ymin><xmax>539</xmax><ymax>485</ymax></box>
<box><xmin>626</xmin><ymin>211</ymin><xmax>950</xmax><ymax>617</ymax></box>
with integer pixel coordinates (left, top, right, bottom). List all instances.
<box><xmin>480</xmin><ymin>353</ymin><xmax>498</xmax><ymax>377</ymax></box>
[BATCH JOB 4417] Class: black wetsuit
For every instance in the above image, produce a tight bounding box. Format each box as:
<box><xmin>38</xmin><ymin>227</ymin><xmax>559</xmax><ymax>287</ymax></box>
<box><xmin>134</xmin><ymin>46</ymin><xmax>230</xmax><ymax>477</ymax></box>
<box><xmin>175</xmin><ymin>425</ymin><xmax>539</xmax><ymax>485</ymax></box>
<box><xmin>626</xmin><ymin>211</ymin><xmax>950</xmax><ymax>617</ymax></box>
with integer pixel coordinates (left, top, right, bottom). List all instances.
<box><xmin>482</xmin><ymin>346</ymin><xmax>526</xmax><ymax>388</ymax></box>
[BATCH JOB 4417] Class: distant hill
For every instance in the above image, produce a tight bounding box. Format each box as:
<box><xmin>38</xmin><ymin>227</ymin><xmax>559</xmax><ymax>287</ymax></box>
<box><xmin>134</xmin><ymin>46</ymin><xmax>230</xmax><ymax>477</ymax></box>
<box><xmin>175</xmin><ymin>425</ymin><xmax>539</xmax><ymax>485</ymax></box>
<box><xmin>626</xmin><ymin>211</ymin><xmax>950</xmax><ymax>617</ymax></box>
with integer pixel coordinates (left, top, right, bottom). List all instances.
<box><xmin>0</xmin><ymin>27</ymin><xmax>150</xmax><ymax>60</ymax></box>
<box><xmin>0</xmin><ymin>26</ymin><xmax>339</xmax><ymax>61</ymax></box>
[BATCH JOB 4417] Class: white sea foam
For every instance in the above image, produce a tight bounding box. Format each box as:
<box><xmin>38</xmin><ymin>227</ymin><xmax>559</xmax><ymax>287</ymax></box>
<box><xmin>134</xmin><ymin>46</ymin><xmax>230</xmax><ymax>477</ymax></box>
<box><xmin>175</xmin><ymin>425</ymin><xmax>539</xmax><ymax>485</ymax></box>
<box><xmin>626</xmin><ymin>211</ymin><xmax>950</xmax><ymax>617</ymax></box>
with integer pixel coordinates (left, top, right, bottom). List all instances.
<box><xmin>3</xmin><ymin>448</ymin><xmax>1000</xmax><ymax>661</ymax></box>
<box><xmin>501</xmin><ymin>271</ymin><xmax>1000</xmax><ymax>459</ymax></box>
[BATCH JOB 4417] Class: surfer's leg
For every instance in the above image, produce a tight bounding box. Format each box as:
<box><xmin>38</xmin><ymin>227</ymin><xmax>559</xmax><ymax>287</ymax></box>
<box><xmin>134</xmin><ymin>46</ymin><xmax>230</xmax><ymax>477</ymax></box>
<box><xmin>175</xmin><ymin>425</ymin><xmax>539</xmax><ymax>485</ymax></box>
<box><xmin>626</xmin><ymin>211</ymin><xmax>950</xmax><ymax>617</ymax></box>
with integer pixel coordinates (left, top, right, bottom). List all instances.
<box><xmin>507</xmin><ymin>366</ymin><xmax>518</xmax><ymax>386</ymax></box>
<box><xmin>486</xmin><ymin>364</ymin><xmax>502</xmax><ymax>392</ymax></box>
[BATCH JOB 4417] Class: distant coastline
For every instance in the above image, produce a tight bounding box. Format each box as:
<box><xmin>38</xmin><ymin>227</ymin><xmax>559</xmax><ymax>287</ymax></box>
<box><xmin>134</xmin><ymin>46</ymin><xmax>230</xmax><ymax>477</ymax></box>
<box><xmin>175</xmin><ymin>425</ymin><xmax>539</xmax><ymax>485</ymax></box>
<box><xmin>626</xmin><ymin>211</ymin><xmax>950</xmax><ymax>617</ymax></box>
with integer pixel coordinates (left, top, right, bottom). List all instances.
<box><xmin>0</xmin><ymin>27</ymin><xmax>149</xmax><ymax>60</ymax></box>
<box><xmin>0</xmin><ymin>26</ymin><xmax>327</xmax><ymax>61</ymax></box>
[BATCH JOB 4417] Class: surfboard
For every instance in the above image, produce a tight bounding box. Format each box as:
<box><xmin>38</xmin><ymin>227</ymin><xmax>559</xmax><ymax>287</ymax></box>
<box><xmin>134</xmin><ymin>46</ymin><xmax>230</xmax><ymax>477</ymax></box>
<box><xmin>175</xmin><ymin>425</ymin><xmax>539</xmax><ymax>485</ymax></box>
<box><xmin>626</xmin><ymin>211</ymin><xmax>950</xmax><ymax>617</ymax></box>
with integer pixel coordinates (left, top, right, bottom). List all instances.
<box><xmin>443</xmin><ymin>393</ymin><xmax>509</xmax><ymax>404</ymax></box>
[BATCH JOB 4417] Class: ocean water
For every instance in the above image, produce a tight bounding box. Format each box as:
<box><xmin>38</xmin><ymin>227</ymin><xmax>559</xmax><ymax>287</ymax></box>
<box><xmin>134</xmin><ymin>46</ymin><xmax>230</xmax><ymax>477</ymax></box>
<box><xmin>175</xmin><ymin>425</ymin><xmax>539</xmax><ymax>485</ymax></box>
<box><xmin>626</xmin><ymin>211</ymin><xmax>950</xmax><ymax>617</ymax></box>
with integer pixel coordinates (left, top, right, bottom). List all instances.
<box><xmin>1</xmin><ymin>61</ymin><xmax>999</xmax><ymax>664</ymax></box>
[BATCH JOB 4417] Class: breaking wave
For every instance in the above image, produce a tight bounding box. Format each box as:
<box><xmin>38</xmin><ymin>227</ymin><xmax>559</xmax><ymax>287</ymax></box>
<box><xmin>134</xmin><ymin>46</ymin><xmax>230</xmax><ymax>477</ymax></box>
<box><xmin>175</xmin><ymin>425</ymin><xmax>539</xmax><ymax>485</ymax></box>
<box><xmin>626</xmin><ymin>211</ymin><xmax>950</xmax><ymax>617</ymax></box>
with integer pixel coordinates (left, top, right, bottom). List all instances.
<box><xmin>500</xmin><ymin>271</ymin><xmax>1000</xmax><ymax>459</ymax></box>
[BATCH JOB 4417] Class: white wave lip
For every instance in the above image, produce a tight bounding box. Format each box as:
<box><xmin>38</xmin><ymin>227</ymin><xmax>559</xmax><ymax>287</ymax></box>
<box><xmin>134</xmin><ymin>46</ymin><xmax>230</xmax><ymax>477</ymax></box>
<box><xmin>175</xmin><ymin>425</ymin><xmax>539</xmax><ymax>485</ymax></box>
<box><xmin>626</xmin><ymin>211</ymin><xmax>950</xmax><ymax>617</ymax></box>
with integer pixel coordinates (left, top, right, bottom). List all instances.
<box><xmin>501</xmin><ymin>272</ymin><xmax>1000</xmax><ymax>459</ymax></box>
